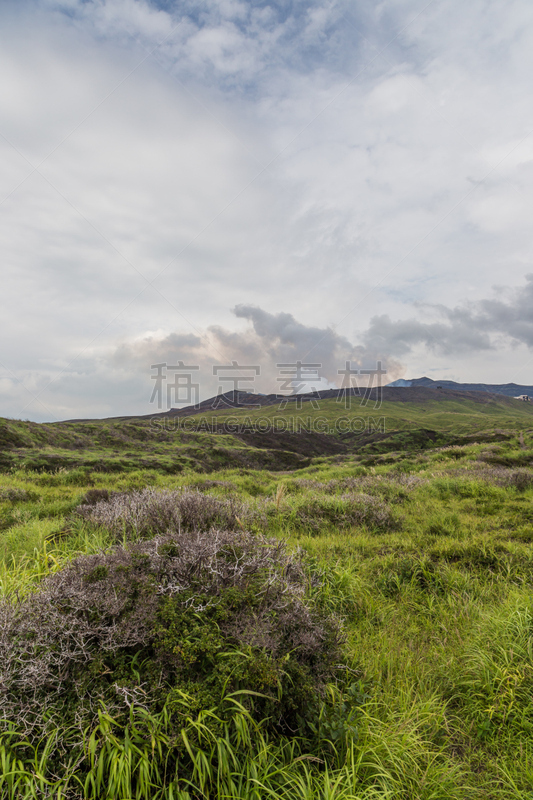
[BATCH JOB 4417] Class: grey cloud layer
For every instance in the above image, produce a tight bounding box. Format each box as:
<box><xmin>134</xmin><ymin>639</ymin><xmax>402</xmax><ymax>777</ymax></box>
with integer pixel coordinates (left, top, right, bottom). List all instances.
<box><xmin>3</xmin><ymin>275</ymin><xmax>533</xmax><ymax>421</ymax></box>
<box><xmin>363</xmin><ymin>276</ymin><xmax>533</xmax><ymax>357</ymax></box>
<box><xmin>2</xmin><ymin>0</ymin><xmax>533</xmax><ymax>419</ymax></box>
<box><xmin>117</xmin><ymin>276</ymin><xmax>533</xmax><ymax>402</ymax></box>
<box><xmin>116</xmin><ymin>304</ymin><xmax>392</xmax><ymax>399</ymax></box>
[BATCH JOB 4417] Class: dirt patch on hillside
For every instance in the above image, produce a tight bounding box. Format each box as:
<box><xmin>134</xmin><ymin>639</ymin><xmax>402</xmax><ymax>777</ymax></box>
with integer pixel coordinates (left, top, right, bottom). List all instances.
<box><xmin>234</xmin><ymin>430</ymin><xmax>349</xmax><ymax>457</ymax></box>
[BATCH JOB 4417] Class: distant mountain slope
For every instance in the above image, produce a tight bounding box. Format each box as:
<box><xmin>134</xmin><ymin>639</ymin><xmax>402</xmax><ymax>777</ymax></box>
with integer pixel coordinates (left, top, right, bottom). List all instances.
<box><xmin>64</xmin><ymin>384</ymin><xmax>533</xmax><ymax>425</ymax></box>
<box><xmin>150</xmin><ymin>385</ymin><xmax>530</xmax><ymax>417</ymax></box>
<box><xmin>387</xmin><ymin>377</ymin><xmax>533</xmax><ymax>397</ymax></box>
<box><xmin>3</xmin><ymin>385</ymin><xmax>533</xmax><ymax>473</ymax></box>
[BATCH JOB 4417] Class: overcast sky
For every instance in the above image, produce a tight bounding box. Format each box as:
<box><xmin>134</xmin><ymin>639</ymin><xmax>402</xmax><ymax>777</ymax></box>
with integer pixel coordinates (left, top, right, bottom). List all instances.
<box><xmin>2</xmin><ymin>0</ymin><xmax>533</xmax><ymax>421</ymax></box>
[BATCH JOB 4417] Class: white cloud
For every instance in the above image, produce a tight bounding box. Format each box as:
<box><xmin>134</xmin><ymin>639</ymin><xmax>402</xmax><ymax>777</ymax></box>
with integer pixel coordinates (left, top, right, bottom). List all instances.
<box><xmin>2</xmin><ymin>0</ymin><xmax>533</xmax><ymax>419</ymax></box>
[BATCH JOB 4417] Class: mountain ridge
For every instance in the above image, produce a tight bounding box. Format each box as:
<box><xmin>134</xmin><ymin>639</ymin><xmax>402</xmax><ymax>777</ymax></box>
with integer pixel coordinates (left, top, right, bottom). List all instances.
<box><xmin>387</xmin><ymin>376</ymin><xmax>533</xmax><ymax>396</ymax></box>
<box><xmin>63</xmin><ymin>384</ymin><xmax>531</xmax><ymax>423</ymax></box>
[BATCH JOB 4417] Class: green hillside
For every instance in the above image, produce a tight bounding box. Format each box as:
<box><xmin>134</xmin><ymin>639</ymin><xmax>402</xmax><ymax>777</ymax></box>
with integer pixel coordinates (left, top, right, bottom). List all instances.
<box><xmin>2</xmin><ymin>396</ymin><xmax>533</xmax><ymax>797</ymax></box>
<box><xmin>169</xmin><ymin>394</ymin><xmax>533</xmax><ymax>435</ymax></box>
<box><xmin>2</xmin><ymin>391</ymin><xmax>533</xmax><ymax>476</ymax></box>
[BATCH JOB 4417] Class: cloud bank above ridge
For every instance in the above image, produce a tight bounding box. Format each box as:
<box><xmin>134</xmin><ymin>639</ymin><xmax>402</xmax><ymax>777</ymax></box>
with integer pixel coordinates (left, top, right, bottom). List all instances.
<box><xmin>109</xmin><ymin>276</ymin><xmax>533</xmax><ymax>412</ymax></box>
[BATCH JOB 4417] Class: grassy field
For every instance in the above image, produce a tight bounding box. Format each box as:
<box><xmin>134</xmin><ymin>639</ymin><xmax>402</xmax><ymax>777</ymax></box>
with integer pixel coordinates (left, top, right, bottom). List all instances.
<box><xmin>1</xmin><ymin>400</ymin><xmax>533</xmax><ymax>798</ymax></box>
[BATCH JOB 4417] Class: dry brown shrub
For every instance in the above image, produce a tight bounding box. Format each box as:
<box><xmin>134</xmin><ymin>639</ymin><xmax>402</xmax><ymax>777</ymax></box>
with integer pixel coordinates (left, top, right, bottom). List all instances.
<box><xmin>451</xmin><ymin>465</ymin><xmax>533</xmax><ymax>492</ymax></box>
<box><xmin>505</xmin><ymin>470</ymin><xmax>533</xmax><ymax>491</ymax></box>
<box><xmin>293</xmin><ymin>479</ymin><xmax>325</xmax><ymax>491</ymax></box>
<box><xmin>0</xmin><ymin>529</ymin><xmax>341</xmax><ymax>737</ymax></box>
<box><xmin>0</xmin><ymin>488</ymin><xmax>38</xmax><ymax>503</ymax></box>
<box><xmin>77</xmin><ymin>487</ymin><xmax>265</xmax><ymax>539</ymax></box>
<box><xmin>194</xmin><ymin>480</ymin><xmax>236</xmax><ymax>492</ymax></box>
<box><xmin>79</xmin><ymin>488</ymin><xmax>114</xmax><ymax>505</ymax></box>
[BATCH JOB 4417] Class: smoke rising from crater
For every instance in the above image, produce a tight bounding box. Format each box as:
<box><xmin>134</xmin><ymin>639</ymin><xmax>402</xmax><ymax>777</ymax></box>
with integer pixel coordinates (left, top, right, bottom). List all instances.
<box><xmin>115</xmin><ymin>304</ymin><xmax>404</xmax><ymax>401</ymax></box>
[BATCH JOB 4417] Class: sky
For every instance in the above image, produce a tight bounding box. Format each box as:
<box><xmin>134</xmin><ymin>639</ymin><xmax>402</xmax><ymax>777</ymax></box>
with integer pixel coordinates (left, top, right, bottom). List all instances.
<box><xmin>2</xmin><ymin>0</ymin><xmax>533</xmax><ymax>421</ymax></box>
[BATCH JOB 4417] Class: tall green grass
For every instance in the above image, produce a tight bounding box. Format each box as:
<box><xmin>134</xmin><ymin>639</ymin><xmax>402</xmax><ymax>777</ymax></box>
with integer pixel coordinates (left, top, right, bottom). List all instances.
<box><xmin>2</xmin><ymin>437</ymin><xmax>533</xmax><ymax>797</ymax></box>
<box><xmin>0</xmin><ymin>693</ymin><xmax>472</xmax><ymax>800</ymax></box>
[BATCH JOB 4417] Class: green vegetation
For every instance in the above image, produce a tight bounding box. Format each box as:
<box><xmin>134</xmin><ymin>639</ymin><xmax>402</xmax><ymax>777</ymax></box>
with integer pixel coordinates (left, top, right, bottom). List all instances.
<box><xmin>2</xmin><ymin>402</ymin><xmax>533</xmax><ymax>797</ymax></box>
<box><xmin>187</xmin><ymin>393</ymin><xmax>533</xmax><ymax>435</ymax></box>
<box><xmin>2</xmin><ymin>391</ymin><xmax>533</xmax><ymax>474</ymax></box>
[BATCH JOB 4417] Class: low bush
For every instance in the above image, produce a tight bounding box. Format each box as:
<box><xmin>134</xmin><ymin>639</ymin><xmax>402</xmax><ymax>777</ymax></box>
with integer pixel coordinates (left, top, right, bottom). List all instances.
<box><xmin>437</xmin><ymin>446</ymin><xmax>469</xmax><ymax>460</ymax></box>
<box><xmin>194</xmin><ymin>479</ymin><xmax>236</xmax><ymax>492</ymax></box>
<box><xmin>76</xmin><ymin>487</ymin><xmax>266</xmax><ymax>539</ymax></box>
<box><xmin>0</xmin><ymin>488</ymin><xmax>39</xmax><ymax>503</ymax></box>
<box><xmin>79</xmin><ymin>487</ymin><xmax>114</xmax><ymax>505</ymax></box>
<box><xmin>0</xmin><ymin>529</ymin><xmax>343</xmax><ymax>745</ymax></box>
<box><xmin>455</xmin><ymin>465</ymin><xmax>533</xmax><ymax>493</ymax></box>
<box><xmin>499</xmin><ymin>469</ymin><xmax>533</xmax><ymax>492</ymax></box>
<box><xmin>477</xmin><ymin>449</ymin><xmax>533</xmax><ymax>467</ymax></box>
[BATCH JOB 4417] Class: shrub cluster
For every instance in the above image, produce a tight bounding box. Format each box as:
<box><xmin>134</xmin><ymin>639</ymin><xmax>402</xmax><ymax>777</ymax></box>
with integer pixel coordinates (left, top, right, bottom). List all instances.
<box><xmin>476</xmin><ymin>448</ymin><xmax>533</xmax><ymax>467</ymax></box>
<box><xmin>0</xmin><ymin>487</ymin><xmax>38</xmax><ymax>503</ymax></box>
<box><xmin>441</xmin><ymin>466</ymin><xmax>533</xmax><ymax>495</ymax></box>
<box><xmin>494</xmin><ymin>468</ymin><xmax>533</xmax><ymax>492</ymax></box>
<box><xmin>77</xmin><ymin>487</ymin><xmax>266</xmax><ymax>540</ymax></box>
<box><xmin>0</xmin><ymin>527</ymin><xmax>343</xmax><ymax>741</ymax></box>
<box><xmin>294</xmin><ymin>473</ymin><xmax>424</xmax><ymax>497</ymax></box>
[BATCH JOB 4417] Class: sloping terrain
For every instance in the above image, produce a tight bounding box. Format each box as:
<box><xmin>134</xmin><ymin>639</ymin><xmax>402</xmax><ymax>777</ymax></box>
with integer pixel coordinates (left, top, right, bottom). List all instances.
<box><xmin>2</xmin><ymin>388</ymin><xmax>533</xmax><ymax>473</ymax></box>
<box><xmin>389</xmin><ymin>376</ymin><xmax>533</xmax><ymax>397</ymax></box>
<box><xmin>2</xmin><ymin>422</ymin><xmax>533</xmax><ymax>797</ymax></box>
<box><xmin>66</xmin><ymin>385</ymin><xmax>533</xmax><ymax>422</ymax></box>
